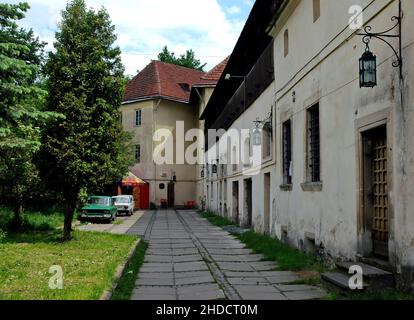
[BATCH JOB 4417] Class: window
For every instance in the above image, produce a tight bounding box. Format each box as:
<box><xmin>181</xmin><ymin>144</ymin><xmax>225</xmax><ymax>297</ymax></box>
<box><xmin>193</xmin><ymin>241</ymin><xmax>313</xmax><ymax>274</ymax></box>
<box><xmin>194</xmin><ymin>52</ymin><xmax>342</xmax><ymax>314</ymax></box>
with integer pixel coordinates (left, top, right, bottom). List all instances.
<box><xmin>135</xmin><ymin>109</ymin><xmax>142</xmax><ymax>127</ymax></box>
<box><xmin>284</xmin><ymin>29</ymin><xmax>289</xmax><ymax>57</ymax></box>
<box><xmin>159</xmin><ymin>183</ymin><xmax>165</xmax><ymax>190</ymax></box>
<box><xmin>243</xmin><ymin>137</ymin><xmax>251</xmax><ymax>167</ymax></box>
<box><xmin>313</xmin><ymin>0</ymin><xmax>321</xmax><ymax>22</ymax></box>
<box><xmin>262</xmin><ymin>128</ymin><xmax>272</xmax><ymax>159</ymax></box>
<box><xmin>232</xmin><ymin>146</ymin><xmax>238</xmax><ymax>172</ymax></box>
<box><xmin>135</xmin><ymin>144</ymin><xmax>141</xmax><ymax>163</ymax></box>
<box><xmin>307</xmin><ymin>104</ymin><xmax>320</xmax><ymax>182</ymax></box>
<box><xmin>282</xmin><ymin>120</ymin><xmax>292</xmax><ymax>185</ymax></box>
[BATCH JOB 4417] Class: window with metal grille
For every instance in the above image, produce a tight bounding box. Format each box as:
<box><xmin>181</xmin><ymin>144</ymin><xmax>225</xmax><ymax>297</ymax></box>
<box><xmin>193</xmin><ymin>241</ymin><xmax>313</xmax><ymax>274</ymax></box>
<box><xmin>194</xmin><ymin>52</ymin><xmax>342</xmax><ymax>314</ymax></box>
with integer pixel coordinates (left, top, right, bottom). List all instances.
<box><xmin>307</xmin><ymin>104</ymin><xmax>320</xmax><ymax>182</ymax></box>
<box><xmin>282</xmin><ymin>119</ymin><xmax>292</xmax><ymax>185</ymax></box>
<box><xmin>135</xmin><ymin>109</ymin><xmax>142</xmax><ymax>127</ymax></box>
<box><xmin>135</xmin><ymin>144</ymin><xmax>141</xmax><ymax>163</ymax></box>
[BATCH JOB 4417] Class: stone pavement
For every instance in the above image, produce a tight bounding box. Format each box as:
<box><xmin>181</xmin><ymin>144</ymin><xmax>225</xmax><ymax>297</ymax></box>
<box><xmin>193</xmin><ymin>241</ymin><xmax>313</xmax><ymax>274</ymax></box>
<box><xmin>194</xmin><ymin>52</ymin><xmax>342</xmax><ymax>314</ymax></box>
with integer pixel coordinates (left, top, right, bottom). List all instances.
<box><xmin>128</xmin><ymin>210</ymin><xmax>328</xmax><ymax>301</ymax></box>
<box><xmin>77</xmin><ymin>211</ymin><xmax>145</xmax><ymax>234</ymax></box>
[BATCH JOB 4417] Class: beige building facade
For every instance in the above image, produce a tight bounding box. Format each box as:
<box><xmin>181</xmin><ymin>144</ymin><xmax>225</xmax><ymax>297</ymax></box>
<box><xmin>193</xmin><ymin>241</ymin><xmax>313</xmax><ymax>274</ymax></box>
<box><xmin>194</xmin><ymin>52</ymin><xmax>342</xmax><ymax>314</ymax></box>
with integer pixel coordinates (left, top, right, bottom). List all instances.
<box><xmin>202</xmin><ymin>0</ymin><xmax>414</xmax><ymax>290</ymax></box>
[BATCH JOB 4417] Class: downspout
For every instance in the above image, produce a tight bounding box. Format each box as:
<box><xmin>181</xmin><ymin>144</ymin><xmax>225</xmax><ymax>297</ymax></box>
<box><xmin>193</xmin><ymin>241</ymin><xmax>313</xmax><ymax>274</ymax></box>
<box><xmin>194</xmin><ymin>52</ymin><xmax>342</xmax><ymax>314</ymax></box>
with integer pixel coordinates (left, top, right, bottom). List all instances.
<box><xmin>153</xmin><ymin>98</ymin><xmax>162</xmax><ymax>207</ymax></box>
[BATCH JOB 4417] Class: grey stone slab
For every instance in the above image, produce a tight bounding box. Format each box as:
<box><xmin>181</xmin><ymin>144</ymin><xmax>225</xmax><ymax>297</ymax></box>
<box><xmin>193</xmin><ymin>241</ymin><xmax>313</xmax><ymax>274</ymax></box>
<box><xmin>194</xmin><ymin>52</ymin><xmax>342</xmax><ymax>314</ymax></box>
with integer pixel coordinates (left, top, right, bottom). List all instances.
<box><xmin>275</xmin><ymin>284</ymin><xmax>320</xmax><ymax>292</ymax></box>
<box><xmin>238</xmin><ymin>292</ymin><xmax>287</xmax><ymax>300</ymax></box>
<box><xmin>207</xmin><ymin>248</ymin><xmax>254</xmax><ymax>255</ymax></box>
<box><xmin>234</xmin><ymin>284</ymin><xmax>281</xmax><ymax>294</ymax></box>
<box><xmin>145</xmin><ymin>255</ymin><xmax>173</xmax><ymax>263</ymax></box>
<box><xmin>149</xmin><ymin>243</ymin><xmax>172</xmax><ymax>249</ymax></box>
<box><xmin>171</xmin><ymin>243</ymin><xmax>196</xmax><ymax>249</ymax></box>
<box><xmin>224</xmin><ymin>271</ymin><xmax>262</xmax><ymax>278</ymax></box>
<box><xmin>174</xmin><ymin>262</ymin><xmax>209</xmax><ymax>272</ymax></box>
<box><xmin>259</xmin><ymin>271</ymin><xmax>298</xmax><ymax>277</ymax></box>
<box><xmin>178</xmin><ymin>290</ymin><xmax>225</xmax><ymax>300</ymax></box>
<box><xmin>227</xmin><ymin>277</ymin><xmax>269</xmax><ymax>286</ymax></box>
<box><xmin>174</xmin><ymin>271</ymin><xmax>212</xmax><ymax>279</ymax></box>
<box><xmin>138</xmin><ymin>272</ymin><xmax>174</xmax><ymax>279</ymax></box>
<box><xmin>147</xmin><ymin>249</ymin><xmax>173</xmax><ymax>255</ymax></box>
<box><xmin>283</xmin><ymin>288</ymin><xmax>327</xmax><ymax>300</ymax></box>
<box><xmin>136</xmin><ymin>277</ymin><xmax>175</xmax><ymax>286</ymax></box>
<box><xmin>249</xmin><ymin>261</ymin><xmax>277</xmax><ymax>271</ymax></box>
<box><xmin>211</xmin><ymin>254</ymin><xmax>264</xmax><ymax>262</ymax></box>
<box><xmin>175</xmin><ymin>275</ymin><xmax>215</xmax><ymax>286</ymax></box>
<box><xmin>133</xmin><ymin>286</ymin><xmax>176</xmax><ymax>295</ymax></box>
<box><xmin>265</xmin><ymin>275</ymin><xmax>301</xmax><ymax>284</ymax></box>
<box><xmin>172</xmin><ymin>248</ymin><xmax>199</xmax><ymax>256</ymax></box>
<box><xmin>177</xmin><ymin>283</ymin><xmax>222</xmax><ymax>295</ymax></box>
<box><xmin>140</xmin><ymin>265</ymin><xmax>174</xmax><ymax>273</ymax></box>
<box><xmin>173</xmin><ymin>255</ymin><xmax>203</xmax><ymax>263</ymax></box>
<box><xmin>216</xmin><ymin>262</ymin><xmax>254</xmax><ymax>272</ymax></box>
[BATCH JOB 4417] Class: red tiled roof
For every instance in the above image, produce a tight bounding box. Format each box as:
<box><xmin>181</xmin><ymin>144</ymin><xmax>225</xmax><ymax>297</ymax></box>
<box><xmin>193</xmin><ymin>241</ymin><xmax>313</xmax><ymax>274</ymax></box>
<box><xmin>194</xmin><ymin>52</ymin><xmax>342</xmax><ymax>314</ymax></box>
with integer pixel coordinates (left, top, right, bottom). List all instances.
<box><xmin>200</xmin><ymin>56</ymin><xmax>229</xmax><ymax>83</ymax></box>
<box><xmin>123</xmin><ymin>61</ymin><xmax>206</xmax><ymax>103</ymax></box>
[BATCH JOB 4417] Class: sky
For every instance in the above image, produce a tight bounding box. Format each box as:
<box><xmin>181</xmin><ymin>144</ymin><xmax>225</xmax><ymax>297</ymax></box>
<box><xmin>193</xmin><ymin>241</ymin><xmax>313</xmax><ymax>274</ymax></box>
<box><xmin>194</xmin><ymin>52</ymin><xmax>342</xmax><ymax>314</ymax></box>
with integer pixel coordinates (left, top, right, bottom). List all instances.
<box><xmin>4</xmin><ymin>0</ymin><xmax>255</xmax><ymax>76</ymax></box>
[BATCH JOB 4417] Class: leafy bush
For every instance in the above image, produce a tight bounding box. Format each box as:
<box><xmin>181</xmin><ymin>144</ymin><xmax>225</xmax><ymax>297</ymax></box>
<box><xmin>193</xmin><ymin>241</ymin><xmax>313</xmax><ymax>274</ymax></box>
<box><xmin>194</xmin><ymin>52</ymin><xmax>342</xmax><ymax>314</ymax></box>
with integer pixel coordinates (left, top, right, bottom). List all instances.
<box><xmin>0</xmin><ymin>228</ymin><xmax>6</xmax><ymax>242</ymax></box>
<box><xmin>0</xmin><ymin>207</ymin><xmax>64</xmax><ymax>232</ymax></box>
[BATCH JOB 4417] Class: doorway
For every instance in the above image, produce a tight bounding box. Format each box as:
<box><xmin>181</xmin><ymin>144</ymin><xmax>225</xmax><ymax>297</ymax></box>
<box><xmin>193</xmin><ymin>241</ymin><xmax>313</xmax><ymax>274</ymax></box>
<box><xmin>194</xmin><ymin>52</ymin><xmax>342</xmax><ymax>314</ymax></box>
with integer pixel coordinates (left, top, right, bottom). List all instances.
<box><xmin>244</xmin><ymin>178</ymin><xmax>252</xmax><ymax>228</ymax></box>
<box><xmin>362</xmin><ymin>125</ymin><xmax>389</xmax><ymax>259</ymax></box>
<box><xmin>232</xmin><ymin>181</ymin><xmax>239</xmax><ymax>224</ymax></box>
<box><xmin>167</xmin><ymin>182</ymin><xmax>175</xmax><ymax>208</ymax></box>
<box><xmin>264</xmin><ymin>173</ymin><xmax>271</xmax><ymax>235</ymax></box>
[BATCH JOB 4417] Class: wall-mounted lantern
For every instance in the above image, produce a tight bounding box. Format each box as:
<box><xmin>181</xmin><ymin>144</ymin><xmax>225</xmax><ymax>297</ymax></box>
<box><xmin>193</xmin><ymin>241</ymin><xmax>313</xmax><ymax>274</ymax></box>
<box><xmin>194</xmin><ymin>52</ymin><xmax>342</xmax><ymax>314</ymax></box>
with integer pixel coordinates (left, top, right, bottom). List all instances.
<box><xmin>253</xmin><ymin>109</ymin><xmax>273</xmax><ymax>146</ymax></box>
<box><xmin>201</xmin><ymin>167</ymin><xmax>205</xmax><ymax>178</ymax></box>
<box><xmin>357</xmin><ymin>0</ymin><xmax>402</xmax><ymax>88</ymax></box>
<box><xmin>212</xmin><ymin>162</ymin><xmax>218</xmax><ymax>174</ymax></box>
<box><xmin>253</xmin><ymin>122</ymin><xmax>262</xmax><ymax>146</ymax></box>
<box><xmin>359</xmin><ymin>50</ymin><xmax>377</xmax><ymax>88</ymax></box>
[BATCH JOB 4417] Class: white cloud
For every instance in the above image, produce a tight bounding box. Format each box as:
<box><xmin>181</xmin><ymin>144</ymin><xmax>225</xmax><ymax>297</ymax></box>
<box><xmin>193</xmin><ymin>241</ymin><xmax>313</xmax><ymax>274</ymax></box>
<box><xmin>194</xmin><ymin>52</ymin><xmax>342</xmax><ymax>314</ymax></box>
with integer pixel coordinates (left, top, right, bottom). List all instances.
<box><xmin>226</xmin><ymin>5</ymin><xmax>241</xmax><ymax>15</ymax></box>
<box><xmin>11</xmin><ymin>0</ymin><xmax>248</xmax><ymax>75</ymax></box>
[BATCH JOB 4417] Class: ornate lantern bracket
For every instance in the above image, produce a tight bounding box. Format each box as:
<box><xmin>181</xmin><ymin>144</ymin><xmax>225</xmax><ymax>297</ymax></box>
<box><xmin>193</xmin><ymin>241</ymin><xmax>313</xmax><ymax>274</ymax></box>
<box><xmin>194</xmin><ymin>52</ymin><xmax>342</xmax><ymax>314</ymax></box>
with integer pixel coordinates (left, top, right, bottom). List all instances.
<box><xmin>357</xmin><ymin>0</ymin><xmax>402</xmax><ymax>79</ymax></box>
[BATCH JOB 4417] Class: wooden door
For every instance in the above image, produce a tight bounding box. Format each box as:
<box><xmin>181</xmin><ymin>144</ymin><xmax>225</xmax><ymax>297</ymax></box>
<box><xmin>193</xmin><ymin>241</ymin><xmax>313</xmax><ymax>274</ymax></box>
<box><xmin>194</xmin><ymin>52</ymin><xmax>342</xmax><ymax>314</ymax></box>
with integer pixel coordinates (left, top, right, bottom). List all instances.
<box><xmin>371</xmin><ymin>128</ymin><xmax>389</xmax><ymax>258</ymax></box>
<box><xmin>167</xmin><ymin>182</ymin><xmax>175</xmax><ymax>208</ymax></box>
<box><xmin>363</xmin><ymin>126</ymin><xmax>389</xmax><ymax>258</ymax></box>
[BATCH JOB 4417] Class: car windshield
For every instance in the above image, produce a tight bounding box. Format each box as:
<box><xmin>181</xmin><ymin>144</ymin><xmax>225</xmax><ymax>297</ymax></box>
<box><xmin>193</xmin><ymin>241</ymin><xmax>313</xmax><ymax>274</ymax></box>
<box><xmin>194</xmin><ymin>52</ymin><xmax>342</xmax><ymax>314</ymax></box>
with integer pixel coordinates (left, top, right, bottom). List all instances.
<box><xmin>88</xmin><ymin>198</ymin><xmax>110</xmax><ymax>206</ymax></box>
<box><xmin>114</xmin><ymin>197</ymin><xmax>130</xmax><ymax>204</ymax></box>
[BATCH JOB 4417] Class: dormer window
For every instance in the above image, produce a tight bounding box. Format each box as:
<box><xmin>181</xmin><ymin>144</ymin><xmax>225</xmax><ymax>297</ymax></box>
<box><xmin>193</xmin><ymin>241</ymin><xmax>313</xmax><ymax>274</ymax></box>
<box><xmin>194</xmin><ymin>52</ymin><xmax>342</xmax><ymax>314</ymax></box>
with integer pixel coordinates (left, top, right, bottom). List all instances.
<box><xmin>179</xmin><ymin>83</ymin><xmax>190</xmax><ymax>92</ymax></box>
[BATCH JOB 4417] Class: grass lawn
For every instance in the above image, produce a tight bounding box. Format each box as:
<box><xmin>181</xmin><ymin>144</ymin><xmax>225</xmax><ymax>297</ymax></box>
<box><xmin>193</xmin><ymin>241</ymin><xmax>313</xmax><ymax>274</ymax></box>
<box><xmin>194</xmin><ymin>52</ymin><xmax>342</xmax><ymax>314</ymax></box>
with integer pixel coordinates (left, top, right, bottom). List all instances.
<box><xmin>199</xmin><ymin>210</ymin><xmax>325</xmax><ymax>288</ymax></box>
<box><xmin>200</xmin><ymin>211</ymin><xmax>237</xmax><ymax>227</ymax></box>
<box><xmin>111</xmin><ymin>240</ymin><xmax>148</xmax><ymax>300</ymax></box>
<box><xmin>0</xmin><ymin>207</ymin><xmax>138</xmax><ymax>300</ymax></box>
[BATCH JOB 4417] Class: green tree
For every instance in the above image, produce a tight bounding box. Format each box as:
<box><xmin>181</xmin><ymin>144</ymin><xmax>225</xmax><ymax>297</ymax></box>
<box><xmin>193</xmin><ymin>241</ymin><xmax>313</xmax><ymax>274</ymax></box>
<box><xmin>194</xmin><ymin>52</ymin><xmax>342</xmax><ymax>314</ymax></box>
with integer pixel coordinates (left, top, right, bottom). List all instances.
<box><xmin>157</xmin><ymin>46</ymin><xmax>206</xmax><ymax>71</ymax></box>
<box><xmin>39</xmin><ymin>0</ymin><xmax>133</xmax><ymax>240</ymax></box>
<box><xmin>0</xmin><ymin>2</ymin><xmax>58</xmax><ymax>229</ymax></box>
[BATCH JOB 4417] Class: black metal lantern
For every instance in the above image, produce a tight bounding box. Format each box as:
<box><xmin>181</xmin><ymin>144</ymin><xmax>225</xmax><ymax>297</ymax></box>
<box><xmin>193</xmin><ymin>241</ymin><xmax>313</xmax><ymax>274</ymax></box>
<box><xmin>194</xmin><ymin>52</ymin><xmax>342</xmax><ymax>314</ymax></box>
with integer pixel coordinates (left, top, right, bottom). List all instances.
<box><xmin>200</xmin><ymin>169</ymin><xmax>205</xmax><ymax>178</ymax></box>
<box><xmin>359</xmin><ymin>50</ymin><xmax>377</xmax><ymax>88</ymax></box>
<box><xmin>253</xmin><ymin>127</ymin><xmax>262</xmax><ymax>146</ymax></box>
<box><xmin>212</xmin><ymin>164</ymin><xmax>218</xmax><ymax>174</ymax></box>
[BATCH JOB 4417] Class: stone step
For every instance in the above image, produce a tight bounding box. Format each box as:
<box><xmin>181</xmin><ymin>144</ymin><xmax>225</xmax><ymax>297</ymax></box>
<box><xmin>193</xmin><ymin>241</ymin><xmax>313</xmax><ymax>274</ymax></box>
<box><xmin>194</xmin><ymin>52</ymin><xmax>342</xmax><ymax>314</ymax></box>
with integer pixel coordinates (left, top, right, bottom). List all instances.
<box><xmin>357</xmin><ymin>256</ymin><xmax>393</xmax><ymax>273</ymax></box>
<box><xmin>335</xmin><ymin>261</ymin><xmax>393</xmax><ymax>278</ymax></box>
<box><xmin>322</xmin><ymin>261</ymin><xmax>394</xmax><ymax>292</ymax></box>
<box><xmin>321</xmin><ymin>272</ymin><xmax>368</xmax><ymax>291</ymax></box>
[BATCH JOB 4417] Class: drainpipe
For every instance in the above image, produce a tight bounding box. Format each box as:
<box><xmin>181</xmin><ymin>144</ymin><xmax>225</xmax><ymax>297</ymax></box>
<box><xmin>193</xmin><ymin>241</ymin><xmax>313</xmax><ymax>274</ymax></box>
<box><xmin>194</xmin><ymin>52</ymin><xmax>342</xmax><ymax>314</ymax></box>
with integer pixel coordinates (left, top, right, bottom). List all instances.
<box><xmin>153</xmin><ymin>99</ymin><xmax>162</xmax><ymax>207</ymax></box>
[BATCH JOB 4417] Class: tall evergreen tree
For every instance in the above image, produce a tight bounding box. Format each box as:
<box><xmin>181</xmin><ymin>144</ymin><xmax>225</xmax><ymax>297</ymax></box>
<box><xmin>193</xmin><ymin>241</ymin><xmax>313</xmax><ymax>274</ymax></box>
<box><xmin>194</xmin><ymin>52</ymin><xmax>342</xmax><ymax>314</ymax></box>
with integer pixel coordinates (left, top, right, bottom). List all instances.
<box><xmin>0</xmin><ymin>2</ymin><xmax>57</xmax><ymax>229</ymax></box>
<box><xmin>39</xmin><ymin>0</ymin><xmax>133</xmax><ymax>240</ymax></box>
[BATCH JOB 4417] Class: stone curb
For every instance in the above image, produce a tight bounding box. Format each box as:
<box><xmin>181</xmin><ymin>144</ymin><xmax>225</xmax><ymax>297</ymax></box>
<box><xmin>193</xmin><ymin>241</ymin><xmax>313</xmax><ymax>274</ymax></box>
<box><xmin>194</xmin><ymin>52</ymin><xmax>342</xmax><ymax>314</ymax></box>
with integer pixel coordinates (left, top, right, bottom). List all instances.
<box><xmin>100</xmin><ymin>238</ymin><xmax>141</xmax><ymax>300</ymax></box>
